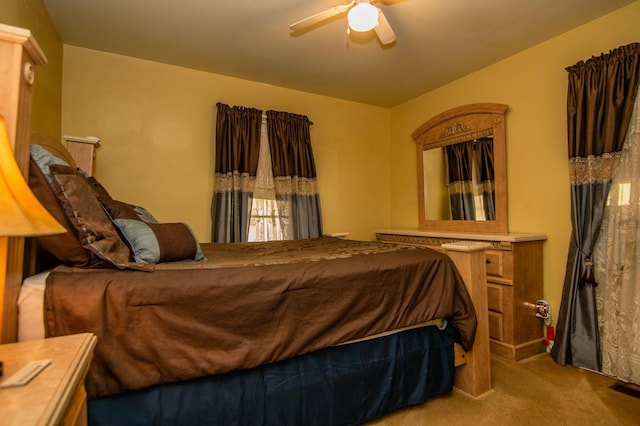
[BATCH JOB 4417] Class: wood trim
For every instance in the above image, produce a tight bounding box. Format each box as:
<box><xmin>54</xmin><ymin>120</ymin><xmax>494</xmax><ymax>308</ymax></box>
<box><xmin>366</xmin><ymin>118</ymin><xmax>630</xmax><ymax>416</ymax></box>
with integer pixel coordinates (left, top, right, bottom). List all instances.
<box><xmin>489</xmin><ymin>337</ymin><xmax>547</xmax><ymax>361</ymax></box>
<box><xmin>60</xmin><ymin>383</ymin><xmax>87</xmax><ymax>426</ymax></box>
<box><xmin>0</xmin><ymin>24</ymin><xmax>47</xmax><ymax>66</ymax></box>
<box><xmin>412</xmin><ymin>103</ymin><xmax>508</xmax><ymax>148</ymax></box>
<box><xmin>375</xmin><ymin>229</ymin><xmax>547</xmax><ymax>243</ymax></box>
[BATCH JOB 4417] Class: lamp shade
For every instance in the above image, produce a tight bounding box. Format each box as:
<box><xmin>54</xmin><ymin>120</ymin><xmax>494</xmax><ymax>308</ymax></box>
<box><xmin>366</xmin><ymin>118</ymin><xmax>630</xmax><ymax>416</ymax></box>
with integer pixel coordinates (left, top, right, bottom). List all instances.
<box><xmin>0</xmin><ymin>116</ymin><xmax>65</xmax><ymax>237</ymax></box>
<box><xmin>348</xmin><ymin>2</ymin><xmax>378</xmax><ymax>32</ymax></box>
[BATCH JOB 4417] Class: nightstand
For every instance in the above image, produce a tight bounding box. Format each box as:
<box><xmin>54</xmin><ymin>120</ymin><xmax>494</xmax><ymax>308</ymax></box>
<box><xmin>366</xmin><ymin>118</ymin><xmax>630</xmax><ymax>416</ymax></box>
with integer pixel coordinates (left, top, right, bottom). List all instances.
<box><xmin>0</xmin><ymin>333</ymin><xmax>97</xmax><ymax>426</ymax></box>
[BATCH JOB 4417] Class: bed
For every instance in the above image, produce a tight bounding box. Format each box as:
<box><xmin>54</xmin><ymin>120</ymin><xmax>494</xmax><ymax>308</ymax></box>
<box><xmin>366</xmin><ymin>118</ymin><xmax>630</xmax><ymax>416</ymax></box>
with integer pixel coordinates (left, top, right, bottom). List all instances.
<box><xmin>9</xmin><ymin>134</ymin><xmax>491</xmax><ymax>425</ymax></box>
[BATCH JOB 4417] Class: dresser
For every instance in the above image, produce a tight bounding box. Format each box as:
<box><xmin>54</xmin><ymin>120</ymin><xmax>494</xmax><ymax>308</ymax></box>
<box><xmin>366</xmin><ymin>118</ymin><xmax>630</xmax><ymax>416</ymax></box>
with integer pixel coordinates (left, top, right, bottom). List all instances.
<box><xmin>0</xmin><ymin>333</ymin><xmax>97</xmax><ymax>425</ymax></box>
<box><xmin>376</xmin><ymin>229</ymin><xmax>546</xmax><ymax>361</ymax></box>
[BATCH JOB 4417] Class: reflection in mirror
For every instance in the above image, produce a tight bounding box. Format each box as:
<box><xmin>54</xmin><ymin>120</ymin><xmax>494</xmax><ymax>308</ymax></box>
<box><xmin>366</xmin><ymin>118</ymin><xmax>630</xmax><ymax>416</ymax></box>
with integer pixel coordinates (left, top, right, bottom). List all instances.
<box><xmin>423</xmin><ymin>147</ymin><xmax>447</xmax><ymax>220</ymax></box>
<box><xmin>436</xmin><ymin>137</ymin><xmax>495</xmax><ymax>221</ymax></box>
<box><xmin>412</xmin><ymin>104</ymin><xmax>508</xmax><ymax>233</ymax></box>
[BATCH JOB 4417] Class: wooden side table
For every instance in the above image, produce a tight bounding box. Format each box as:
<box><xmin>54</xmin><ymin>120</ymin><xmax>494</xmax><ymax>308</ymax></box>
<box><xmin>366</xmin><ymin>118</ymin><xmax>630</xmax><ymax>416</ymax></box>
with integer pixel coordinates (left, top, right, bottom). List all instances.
<box><xmin>0</xmin><ymin>333</ymin><xmax>97</xmax><ymax>426</ymax></box>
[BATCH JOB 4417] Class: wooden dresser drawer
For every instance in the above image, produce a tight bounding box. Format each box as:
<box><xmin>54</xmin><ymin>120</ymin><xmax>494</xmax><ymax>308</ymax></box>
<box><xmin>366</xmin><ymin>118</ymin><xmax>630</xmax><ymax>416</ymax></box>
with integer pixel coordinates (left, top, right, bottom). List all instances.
<box><xmin>488</xmin><ymin>311</ymin><xmax>504</xmax><ymax>341</ymax></box>
<box><xmin>487</xmin><ymin>283</ymin><xmax>504</xmax><ymax>313</ymax></box>
<box><xmin>485</xmin><ymin>250</ymin><xmax>504</xmax><ymax>277</ymax></box>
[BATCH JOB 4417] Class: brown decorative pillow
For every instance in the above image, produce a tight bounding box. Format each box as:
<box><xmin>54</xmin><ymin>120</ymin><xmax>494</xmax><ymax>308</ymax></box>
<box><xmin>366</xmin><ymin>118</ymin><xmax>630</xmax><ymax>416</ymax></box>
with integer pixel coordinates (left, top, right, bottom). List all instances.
<box><xmin>101</xmin><ymin>198</ymin><xmax>141</xmax><ymax>220</ymax></box>
<box><xmin>105</xmin><ymin>199</ymin><xmax>160</xmax><ymax>223</ymax></box>
<box><xmin>48</xmin><ymin>164</ymin><xmax>151</xmax><ymax>270</ymax></box>
<box><xmin>85</xmin><ymin>175</ymin><xmax>114</xmax><ymax>203</ymax></box>
<box><xmin>87</xmin><ymin>177</ymin><xmax>159</xmax><ymax>224</ymax></box>
<box><xmin>28</xmin><ymin>157</ymin><xmax>93</xmax><ymax>267</ymax></box>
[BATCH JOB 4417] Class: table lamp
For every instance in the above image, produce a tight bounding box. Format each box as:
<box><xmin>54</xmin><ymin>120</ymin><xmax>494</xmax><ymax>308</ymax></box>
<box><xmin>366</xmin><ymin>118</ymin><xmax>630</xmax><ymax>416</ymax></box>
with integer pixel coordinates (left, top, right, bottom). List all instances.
<box><xmin>0</xmin><ymin>115</ymin><xmax>65</xmax><ymax>374</ymax></box>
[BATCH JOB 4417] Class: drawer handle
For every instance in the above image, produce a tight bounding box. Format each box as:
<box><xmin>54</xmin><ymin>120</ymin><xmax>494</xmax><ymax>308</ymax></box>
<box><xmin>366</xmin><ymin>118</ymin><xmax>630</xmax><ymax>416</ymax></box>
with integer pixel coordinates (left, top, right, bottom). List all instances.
<box><xmin>486</xmin><ymin>258</ymin><xmax>492</xmax><ymax>264</ymax></box>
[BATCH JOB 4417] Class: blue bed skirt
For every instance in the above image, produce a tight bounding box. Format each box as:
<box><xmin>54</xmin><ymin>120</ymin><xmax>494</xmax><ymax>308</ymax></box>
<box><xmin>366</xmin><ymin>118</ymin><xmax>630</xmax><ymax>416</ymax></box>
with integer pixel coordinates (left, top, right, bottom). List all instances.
<box><xmin>88</xmin><ymin>325</ymin><xmax>456</xmax><ymax>426</ymax></box>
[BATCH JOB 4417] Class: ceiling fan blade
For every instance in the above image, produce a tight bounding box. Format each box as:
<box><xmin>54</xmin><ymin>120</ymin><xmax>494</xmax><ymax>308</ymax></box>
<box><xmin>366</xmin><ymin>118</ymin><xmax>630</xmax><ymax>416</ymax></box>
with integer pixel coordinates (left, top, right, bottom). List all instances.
<box><xmin>375</xmin><ymin>8</ymin><xmax>396</xmax><ymax>45</ymax></box>
<box><xmin>289</xmin><ymin>2</ymin><xmax>355</xmax><ymax>32</ymax></box>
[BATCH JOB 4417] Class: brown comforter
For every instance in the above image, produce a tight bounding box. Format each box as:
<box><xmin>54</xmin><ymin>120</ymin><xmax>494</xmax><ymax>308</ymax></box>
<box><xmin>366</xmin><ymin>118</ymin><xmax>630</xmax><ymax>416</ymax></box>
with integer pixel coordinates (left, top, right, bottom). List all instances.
<box><xmin>44</xmin><ymin>237</ymin><xmax>476</xmax><ymax>399</ymax></box>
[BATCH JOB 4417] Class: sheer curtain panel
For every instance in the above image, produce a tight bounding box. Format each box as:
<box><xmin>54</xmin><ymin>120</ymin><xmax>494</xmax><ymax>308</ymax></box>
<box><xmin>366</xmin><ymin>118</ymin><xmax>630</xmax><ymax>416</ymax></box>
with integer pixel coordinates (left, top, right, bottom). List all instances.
<box><xmin>593</xmin><ymin>88</ymin><xmax>640</xmax><ymax>385</ymax></box>
<box><xmin>249</xmin><ymin>118</ymin><xmax>284</xmax><ymax>241</ymax></box>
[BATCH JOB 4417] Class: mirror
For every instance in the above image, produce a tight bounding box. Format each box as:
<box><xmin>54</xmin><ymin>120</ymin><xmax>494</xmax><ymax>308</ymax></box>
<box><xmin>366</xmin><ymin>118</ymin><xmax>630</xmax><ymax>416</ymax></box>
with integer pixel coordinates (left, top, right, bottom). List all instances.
<box><xmin>412</xmin><ymin>103</ymin><xmax>508</xmax><ymax>233</ymax></box>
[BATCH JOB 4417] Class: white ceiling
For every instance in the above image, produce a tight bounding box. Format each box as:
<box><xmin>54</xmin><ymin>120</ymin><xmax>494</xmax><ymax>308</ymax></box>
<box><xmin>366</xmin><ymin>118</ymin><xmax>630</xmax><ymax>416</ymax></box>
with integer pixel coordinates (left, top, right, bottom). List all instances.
<box><xmin>44</xmin><ymin>0</ymin><xmax>635</xmax><ymax>108</ymax></box>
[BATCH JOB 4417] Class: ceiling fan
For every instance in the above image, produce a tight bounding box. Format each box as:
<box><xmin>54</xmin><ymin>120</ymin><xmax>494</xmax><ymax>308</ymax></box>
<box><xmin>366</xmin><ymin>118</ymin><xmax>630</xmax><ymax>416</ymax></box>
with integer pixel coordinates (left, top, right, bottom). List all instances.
<box><xmin>289</xmin><ymin>0</ymin><xmax>397</xmax><ymax>45</ymax></box>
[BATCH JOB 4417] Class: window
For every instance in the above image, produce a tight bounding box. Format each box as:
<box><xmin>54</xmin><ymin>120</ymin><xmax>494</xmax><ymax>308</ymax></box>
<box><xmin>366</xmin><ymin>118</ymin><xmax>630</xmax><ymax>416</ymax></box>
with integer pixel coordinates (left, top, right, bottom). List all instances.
<box><xmin>249</xmin><ymin>198</ymin><xmax>285</xmax><ymax>241</ymax></box>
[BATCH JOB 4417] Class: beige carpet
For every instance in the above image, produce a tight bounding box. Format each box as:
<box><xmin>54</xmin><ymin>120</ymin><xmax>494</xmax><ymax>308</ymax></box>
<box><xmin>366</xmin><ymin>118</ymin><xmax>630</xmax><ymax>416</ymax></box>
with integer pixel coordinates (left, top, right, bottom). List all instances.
<box><xmin>369</xmin><ymin>353</ymin><xmax>640</xmax><ymax>426</ymax></box>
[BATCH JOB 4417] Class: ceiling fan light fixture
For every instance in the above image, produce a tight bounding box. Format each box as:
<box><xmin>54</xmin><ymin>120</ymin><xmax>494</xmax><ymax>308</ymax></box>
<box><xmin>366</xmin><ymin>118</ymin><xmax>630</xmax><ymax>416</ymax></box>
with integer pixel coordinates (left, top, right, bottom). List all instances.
<box><xmin>347</xmin><ymin>2</ymin><xmax>378</xmax><ymax>32</ymax></box>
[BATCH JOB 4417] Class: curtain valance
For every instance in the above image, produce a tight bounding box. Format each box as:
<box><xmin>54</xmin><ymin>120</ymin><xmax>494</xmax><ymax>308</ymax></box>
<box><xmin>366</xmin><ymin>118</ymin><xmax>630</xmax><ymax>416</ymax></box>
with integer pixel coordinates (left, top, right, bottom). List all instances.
<box><xmin>566</xmin><ymin>43</ymin><xmax>640</xmax><ymax>159</ymax></box>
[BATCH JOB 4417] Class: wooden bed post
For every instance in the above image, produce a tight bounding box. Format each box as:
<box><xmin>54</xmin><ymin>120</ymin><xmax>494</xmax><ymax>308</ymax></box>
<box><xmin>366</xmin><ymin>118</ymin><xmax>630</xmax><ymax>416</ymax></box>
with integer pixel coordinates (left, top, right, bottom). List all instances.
<box><xmin>0</xmin><ymin>24</ymin><xmax>47</xmax><ymax>343</ymax></box>
<box><xmin>443</xmin><ymin>241</ymin><xmax>492</xmax><ymax>398</ymax></box>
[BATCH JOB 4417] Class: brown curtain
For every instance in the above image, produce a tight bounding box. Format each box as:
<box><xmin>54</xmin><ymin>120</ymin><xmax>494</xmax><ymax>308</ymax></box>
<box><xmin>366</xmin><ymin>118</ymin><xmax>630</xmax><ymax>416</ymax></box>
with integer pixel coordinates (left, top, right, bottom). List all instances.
<box><xmin>266</xmin><ymin>110</ymin><xmax>323</xmax><ymax>239</ymax></box>
<box><xmin>211</xmin><ymin>103</ymin><xmax>263</xmax><ymax>242</ymax></box>
<box><xmin>551</xmin><ymin>43</ymin><xmax>640</xmax><ymax>371</ymax></box>
<box><xmin>445</xmin><ymin>142</ymin><xmax>476</xmax><ymax>220</ymax></box>
<box><xmin>476</xmin><ymin>138</ymin><xmax>496</xmax><ymax>220</ymax></box>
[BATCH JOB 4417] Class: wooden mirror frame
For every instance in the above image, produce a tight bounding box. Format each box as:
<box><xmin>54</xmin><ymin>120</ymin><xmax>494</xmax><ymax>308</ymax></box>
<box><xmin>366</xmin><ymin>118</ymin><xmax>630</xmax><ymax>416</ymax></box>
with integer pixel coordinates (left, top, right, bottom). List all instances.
<box><xmin>412</xmin><ymin>103</ymin><xmax>508</xmax><ymax>233</ymax></box>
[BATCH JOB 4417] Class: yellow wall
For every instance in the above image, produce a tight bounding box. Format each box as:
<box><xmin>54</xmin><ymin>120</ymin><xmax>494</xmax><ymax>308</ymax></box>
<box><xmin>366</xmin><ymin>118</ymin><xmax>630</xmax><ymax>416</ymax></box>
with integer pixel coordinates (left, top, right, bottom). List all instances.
<box><xmin>2</xmin><ymin>0</ymin><xmax>63</xmax><ymax>137</ymax></box>
<box><xmin>389</xmin><ymin>1</ymin><xmax>640</xmax><ymax>319</ymax></box>
<box><xmin>61</xmin><ymin>46</ymin><xmax>391</xmax><ymax>242</ymax></box>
